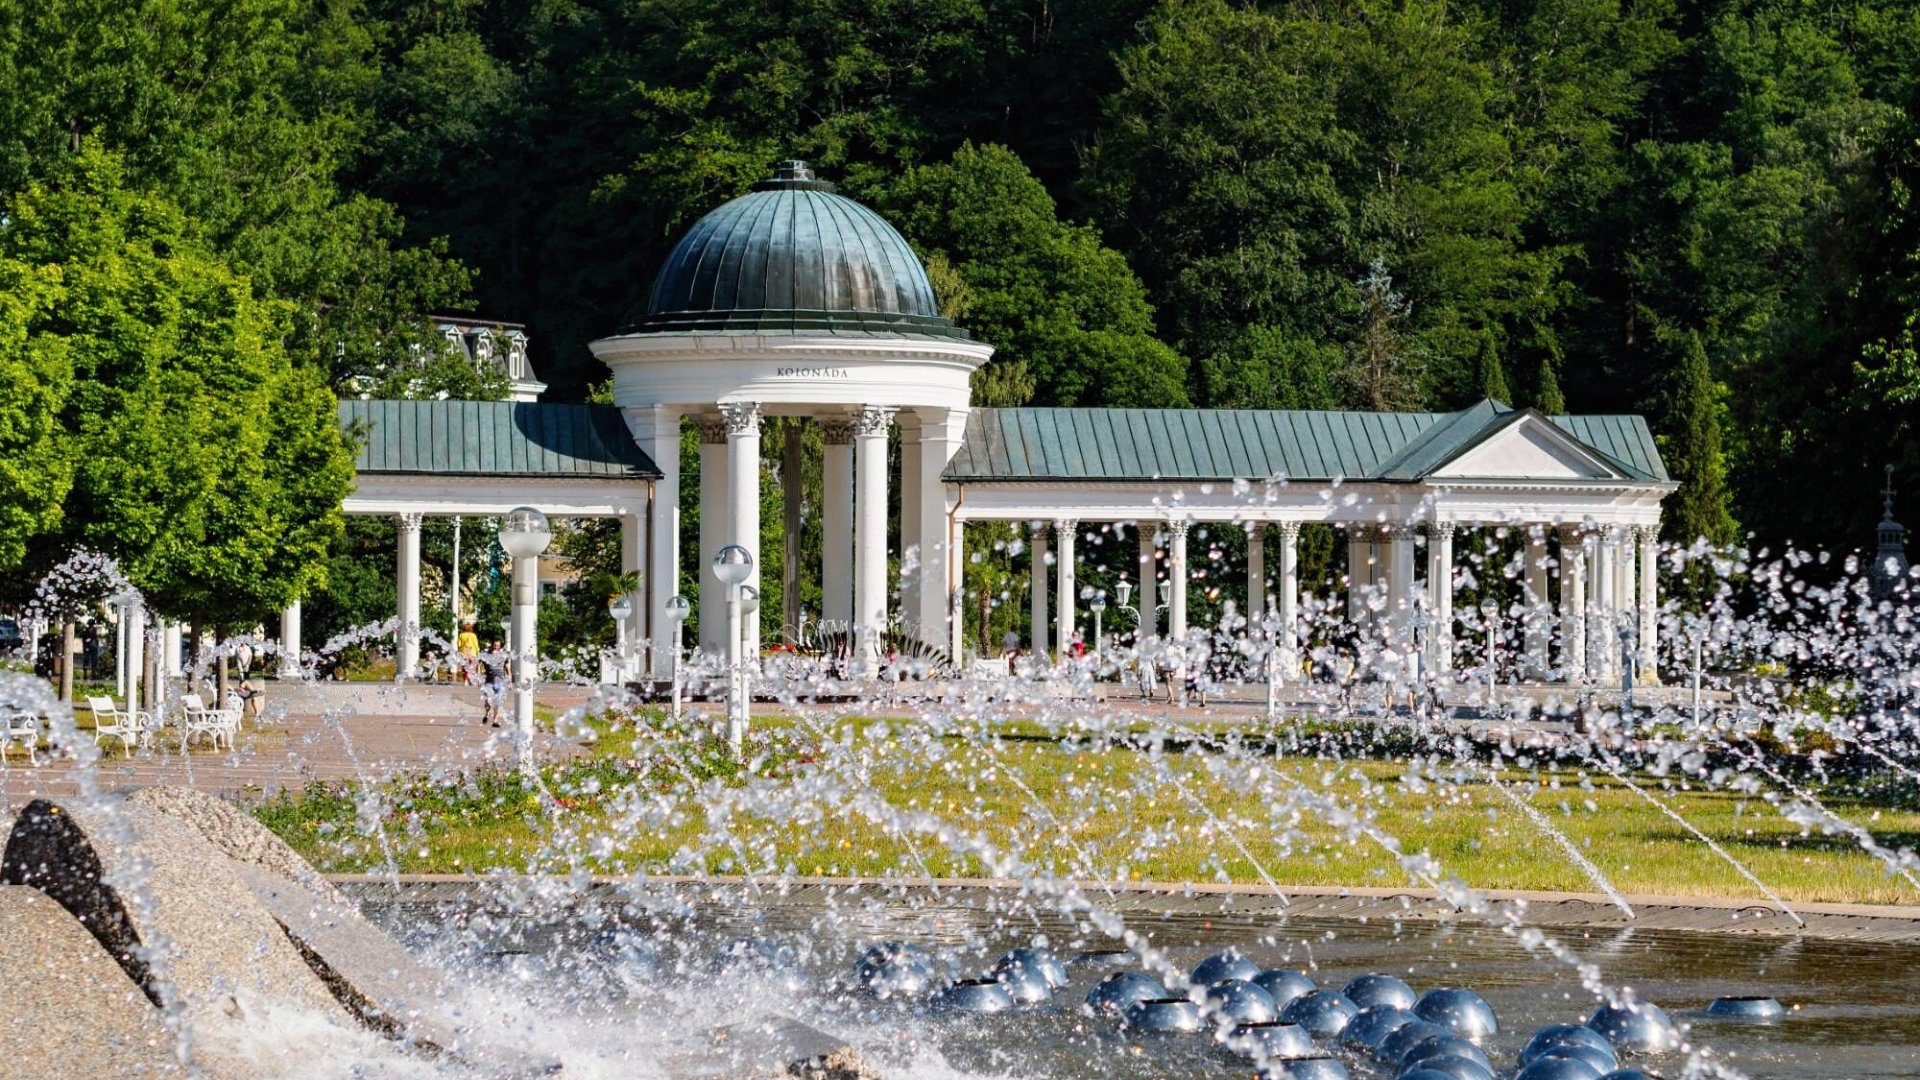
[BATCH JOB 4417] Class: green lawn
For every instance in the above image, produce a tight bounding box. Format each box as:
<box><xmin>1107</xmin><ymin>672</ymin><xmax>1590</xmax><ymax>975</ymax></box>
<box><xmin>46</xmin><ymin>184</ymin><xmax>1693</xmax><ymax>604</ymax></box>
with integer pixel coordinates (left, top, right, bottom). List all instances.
<box><xmin>249</xmin><ymin>711</ymin><xmax>1920</xmax><ymax>906</ymax></box>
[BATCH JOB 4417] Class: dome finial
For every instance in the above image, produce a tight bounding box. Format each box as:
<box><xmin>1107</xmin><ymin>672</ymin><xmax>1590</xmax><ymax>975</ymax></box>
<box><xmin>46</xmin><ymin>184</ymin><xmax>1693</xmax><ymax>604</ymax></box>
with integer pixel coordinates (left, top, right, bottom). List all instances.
<box><xmin>756</xmin><ymin>159</ymin><xmax>837</xmax><ymax>193</ymax></box>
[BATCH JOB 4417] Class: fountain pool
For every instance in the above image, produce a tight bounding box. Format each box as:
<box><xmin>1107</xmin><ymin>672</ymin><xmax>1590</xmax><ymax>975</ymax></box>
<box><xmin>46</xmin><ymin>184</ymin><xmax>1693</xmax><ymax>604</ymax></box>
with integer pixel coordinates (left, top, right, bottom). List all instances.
<box><xmin>350</xmin><ymin>883</ymin><xmax>1920</xmax><ymax>1079</ymax></box>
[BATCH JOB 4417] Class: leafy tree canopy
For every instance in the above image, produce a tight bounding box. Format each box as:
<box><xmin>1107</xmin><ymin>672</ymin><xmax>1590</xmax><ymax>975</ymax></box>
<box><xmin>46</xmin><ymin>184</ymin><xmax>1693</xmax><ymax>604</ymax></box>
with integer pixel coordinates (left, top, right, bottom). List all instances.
<box><xmin>0</xmin><ymin>149</ymin><xmax>356</xmax><ymax>628</ymax></box>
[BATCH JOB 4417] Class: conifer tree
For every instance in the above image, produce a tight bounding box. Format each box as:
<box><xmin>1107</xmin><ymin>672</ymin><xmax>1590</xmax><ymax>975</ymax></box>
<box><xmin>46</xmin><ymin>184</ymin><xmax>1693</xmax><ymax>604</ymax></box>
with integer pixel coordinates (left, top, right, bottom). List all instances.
<box><xmin>1535</xmin><ymin>356</ymin><xmax>1566</xmax><ymax>415</ymax></box>
<box><xmin>1476</xmin><ymin>330</ymin><xmax>1510</xmax><ymax>403</ymax></box>
<box><xmin>1666</xmin><ymin>332</ymin><xmax>1737</xmax><ymax>545</ymax></box>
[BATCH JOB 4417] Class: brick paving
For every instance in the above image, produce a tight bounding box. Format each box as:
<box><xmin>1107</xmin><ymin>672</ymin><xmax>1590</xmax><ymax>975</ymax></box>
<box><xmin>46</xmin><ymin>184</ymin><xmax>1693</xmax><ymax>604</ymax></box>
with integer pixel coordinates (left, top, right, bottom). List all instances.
<box><xmin>1</xmin><ymin>683</ymin><xmax>601</xmax><ymax>810</ymax></box>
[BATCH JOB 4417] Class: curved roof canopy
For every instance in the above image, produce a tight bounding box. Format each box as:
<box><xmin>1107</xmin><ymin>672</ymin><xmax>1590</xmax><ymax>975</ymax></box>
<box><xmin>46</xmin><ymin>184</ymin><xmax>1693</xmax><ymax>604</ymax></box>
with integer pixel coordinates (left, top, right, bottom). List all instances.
<box><xmin>620</xmin><ymin>160</ymin><xmax>968</xmax><ymax>341</ymax></box>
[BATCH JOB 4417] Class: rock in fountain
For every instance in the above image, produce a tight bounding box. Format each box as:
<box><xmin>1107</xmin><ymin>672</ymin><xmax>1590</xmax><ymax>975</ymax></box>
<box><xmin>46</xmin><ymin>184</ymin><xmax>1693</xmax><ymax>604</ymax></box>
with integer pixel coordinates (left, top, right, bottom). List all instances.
<box><xmin>0</xmin><ymin>885</ymin><xmax>179</xmax><ymax>1078</ymax></box>
<box><xmin>1253</xmin><ymin>968</ymin><xmax>1317</xmax><ymax>1008</ymax></box>
<box><xmin>1204</xmin><ymin>977</ymin><xmax>1279</xmax><ymax>1023</ymax></box>
<box><xmin>1084</xmin><ymin>970</ymin><xmax>1166</xmax><ymax>1015</ymax></box>
<box><xmin>1586</xmin><ymin>999</ymin><xmax>1681</xmax><ymax>1053</ymax></box>
<box><xmin>1278</xmin><ymin>988</ymin><xmax>1359</xmax><ymax>1037</ymax></box>
<box><xmin>1343</xmin><ymin>972</ymin><xmax>1418</xmax><ymax>1010</ymax></box>
<box><xmin>1</xmin><ymin>788</ymin><xmax>874</xmax><ymax>1080</ymax></box>
<box><xmin>1413</xmin><ymin>987</ymin><xmax>1499</xmax><ymax>1041</ymax></box>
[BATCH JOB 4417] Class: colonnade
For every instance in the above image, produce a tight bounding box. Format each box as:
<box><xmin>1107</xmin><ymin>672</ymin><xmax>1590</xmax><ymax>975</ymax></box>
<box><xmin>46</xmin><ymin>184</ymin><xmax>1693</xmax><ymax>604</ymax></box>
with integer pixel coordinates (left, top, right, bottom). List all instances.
<box><xmin>685</xmin><ymin>403</ymin><xmax>965</xmax><ymax>673</ymax></box>
<box><xmin>1014</xmin><ymin>517</ymin><xmax>1660</xmax><ymax>685</ymax></box>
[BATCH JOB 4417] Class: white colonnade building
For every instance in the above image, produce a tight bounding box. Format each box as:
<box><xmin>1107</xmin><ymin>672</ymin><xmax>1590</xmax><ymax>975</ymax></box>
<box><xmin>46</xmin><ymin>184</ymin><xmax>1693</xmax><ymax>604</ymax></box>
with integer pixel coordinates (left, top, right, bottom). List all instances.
<box><xmin>310</xmin><ymin>160</ymin><xmax>1675</xmax><ymax>687</ymax></box>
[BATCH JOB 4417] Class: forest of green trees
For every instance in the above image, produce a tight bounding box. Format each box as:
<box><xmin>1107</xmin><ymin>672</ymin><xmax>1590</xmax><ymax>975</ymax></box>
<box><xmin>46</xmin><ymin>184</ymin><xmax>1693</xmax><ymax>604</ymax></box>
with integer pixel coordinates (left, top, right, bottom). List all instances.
<box><xmin>3</xmin><ymin>0</ymin><xmax>1919</xmax><ymax>644</ymax></box>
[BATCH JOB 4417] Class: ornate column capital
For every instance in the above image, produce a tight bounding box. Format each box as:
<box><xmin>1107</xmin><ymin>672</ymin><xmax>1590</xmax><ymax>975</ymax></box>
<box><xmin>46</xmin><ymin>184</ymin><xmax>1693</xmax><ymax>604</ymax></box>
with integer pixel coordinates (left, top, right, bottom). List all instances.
<box><xmin>819</xmin><ymin>416</ymin><xmax>855</xmax><ymax>445</ymax></box>
<box><xmin>1428</xmin><ymin>521</ymin><xmax>1456</xmax><ymax>541</ymax></box>
<box><xmin>1056</xmin><ymin>518</ymin><xmax>1080</xmax><ymax>540</ymax></box>
<box><xmin>696</xmin><ymin>415</ymin><xmax>728</xmax><ymax>444</ymax></box>
<box><xmin>1278</xmin><ymin>521</ymin><xmax>1301</xmax><ymax>541</ymax></box>
<box><xmin>1602</xmin><ymin>523</ymin><xmax>1627</xmax><ymax>543</ymax></box>
<box><xmin>719</xmin><ymin>401</ymin><xmax>762</xmax><ymax>436</ymax></box>
<box><xmin>1167</xmin><ymin>519</ymin><xmax>1191</xmax><ymax>540</ymax></box>
<box><xmin>1558</xmin><ymin>522</ymin><xmax>1588</xmax><ymax>544</ymax></box>
<box><xmin>1384</xmin><ymin>522</ymin><xmax>1417</xmax><ymax>540</ymax></box>
<box><xmin>854</xmin><ymin>404</ymin><xmax>897</xmax><ymax>436</ymax></box>
<box><xmin>396</xmin><ymin>512</ymin><xmax>424</xmax><ymax>533</ymax></box>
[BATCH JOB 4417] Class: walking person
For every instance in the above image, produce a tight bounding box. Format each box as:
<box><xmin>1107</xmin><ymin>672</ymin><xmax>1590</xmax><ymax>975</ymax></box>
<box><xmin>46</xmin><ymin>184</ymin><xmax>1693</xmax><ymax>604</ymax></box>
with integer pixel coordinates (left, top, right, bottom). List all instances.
<box><xmin>478</xmin><ymin>639</ymin><xmax>511</xmax><ymax>727</ymax></box>
<box><xmin>456</xmin><ymin>620</ymin><xmax>481</xmax><ymax>684</ymax></box>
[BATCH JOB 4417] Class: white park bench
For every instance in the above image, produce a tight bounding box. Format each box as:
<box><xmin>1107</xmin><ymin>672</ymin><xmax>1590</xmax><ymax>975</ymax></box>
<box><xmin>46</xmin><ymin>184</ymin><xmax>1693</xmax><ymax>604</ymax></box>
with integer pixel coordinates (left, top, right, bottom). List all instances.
<box><xmin>86</xmin><ymin>695</ymin><xmax>146</xmax><ymax>758</ymax></box>
<box><xmin>179</xmin><ymin>693</ymin><xmax>240</xmax><ymax>751</ymax></box>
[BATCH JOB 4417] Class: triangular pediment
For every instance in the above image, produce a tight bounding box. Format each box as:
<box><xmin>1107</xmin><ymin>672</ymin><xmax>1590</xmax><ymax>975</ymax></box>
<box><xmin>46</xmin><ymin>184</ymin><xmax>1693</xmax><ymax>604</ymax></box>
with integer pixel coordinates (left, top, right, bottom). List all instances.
<box><xmin>1429</xmin><ymin>414</ymin><xmax>1627</xmax><ymax>480</ymax></box>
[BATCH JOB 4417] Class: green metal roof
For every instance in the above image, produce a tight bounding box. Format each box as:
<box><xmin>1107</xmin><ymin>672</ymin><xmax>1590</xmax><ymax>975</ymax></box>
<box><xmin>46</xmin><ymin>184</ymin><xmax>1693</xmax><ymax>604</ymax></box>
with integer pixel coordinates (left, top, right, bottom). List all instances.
<box><xmin>944</xmin><ymin>403</ymin><xmax>1669</xmax><ymax>484</ymax></box>
<box><xmin>342</xmin><ymin>399</ymin><xmax>660</xmax><ymax>479</ymax></box>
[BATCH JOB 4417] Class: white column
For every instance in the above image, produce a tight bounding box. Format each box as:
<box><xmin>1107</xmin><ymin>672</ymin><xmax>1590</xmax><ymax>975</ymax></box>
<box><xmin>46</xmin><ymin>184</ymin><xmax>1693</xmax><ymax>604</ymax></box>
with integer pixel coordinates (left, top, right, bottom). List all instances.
<box><xmin>1277</xmin><ymin>523</ymin><xmax>1300</xmax><ymax>681</ymax></box>
<box><xmin>112</xmin><ymin>604</ymin><xmax>126</xmax><ymax>698</ymax></box>
<box><xmin>1524</xmin><ymin>528</ymin><xmax>1551</xmax><ymax>680</ymax></box>
<box><xmin>1137</xmin><ymin>525</ymin><xmax>1160</xmax><ymax>641</ymax></box>
<box><xmin>624</xmin><ymin>405</ymin><xmax>682</xmax><ymax>681</ymax></box>
<box><xmin>163</xmin><ymin>621</ymin><xmax>183</xmax><ymax>677</ymax></box>
<box><xmin>721</xmin><ymin>401</ymin><xmax>762</xmax><ymax>658</ymax></box>
<box><xmin>279</xmin><ymin>601</ymin><xmax>303</xmax><ymax>677</ymax></box>
<box><xmin>619</xmin><ymin>509</ymin><xmax>645</xmax><ymax>663</ymax></box>
<box><xmin>697</xmin><ymin>416</ymin><xmax>729</xmax><ymax>657</ymax></box>
<box><xmin>1617</xmin><ymin>535</ymin><xmax>1636</xmax><ymax>617</ymax></box>
<box><xmin>1595</xmin><ymin>525</ymin><xmax>1620</xmax><ymax>680</ymax></box>
<box><xmin>1347</xmin><ymin>526</ymin><xmax>1368</xmax><ymax>623</ymax></box>
<box><xmin>126</xmin><ymin>604</ymin><xmax>145</xmax><ymax>707</ymax></box>
<box><xmin>1560</xmin><ymin>526</ymin><xmax>1587</xmax><ymax>681</ymax></box>
<box><xmin>913</xmin><ymin>408</ymin><xmax>967</xmax><ymax>653</ymax></box>
<box><xmin>1030</xmin><ymin>522</ymin><xmax>1050</xmax><ymax>656</ymax></box>
<box><xmin>948</xmin><ymin>517</ymin><xmax>967</xmax><ymax>659</ymax></box>
<box><xmin>1248</xmin><ymin>526</ymin><xmax>1267</xmax><ymax>616</ymax></box>
<box><xmin>1637</xmin><ymin>524</ymin><xmax>1660</xmax><ymax>683</ymax></box>
<box><xmin>1427</xmin><ymin>523</ymin><xmax>1455</xmax><ymax>676</ymax></box>
<box><xmin>899</xmin><ymin>414</ymin><xmax>923</xmax><ymax>625</ymax></box>
<box><xmin>396</xmin><ymin>511</ymin><xmax>423</xmax><ymax>680</ymax></box>
<box><xmin>1056</xmin><ymin>519</ymin><xmax>1078</xmax><ymax>652</ymax></box>
<box><xmin>853</xmin><ymin>405</ymin><xmax>895</xmax><ymax>673</ymax></box>
<box><xmin>820</xmin><ymin>418</ymin><xmax>855</xmax><ymax>628</ymax></box>
<box><xmin>1168</xmin><ymin>520</ymin><xmax>1190</xmax><ymax>641</ymax></box>
<box><xmin>1386</xmin><ymin>525</ymin><xmax>1416</xmax><ymax>658</ymax></box>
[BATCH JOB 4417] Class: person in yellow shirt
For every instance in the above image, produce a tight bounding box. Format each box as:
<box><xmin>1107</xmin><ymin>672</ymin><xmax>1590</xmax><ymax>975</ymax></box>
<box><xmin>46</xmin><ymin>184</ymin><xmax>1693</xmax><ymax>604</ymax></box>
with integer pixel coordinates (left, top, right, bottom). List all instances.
<box><xmin>456</xmin><ymin>620</ymin><xmax>480</xmax><ymax>684</ymax></box>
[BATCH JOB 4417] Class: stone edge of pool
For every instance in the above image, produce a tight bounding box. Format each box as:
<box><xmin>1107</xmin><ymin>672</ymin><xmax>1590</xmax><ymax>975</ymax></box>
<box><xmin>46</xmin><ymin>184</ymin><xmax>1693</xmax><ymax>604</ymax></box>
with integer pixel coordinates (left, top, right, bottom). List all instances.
<box><xmin>330</xmin><ymin>875</ymin><xmax>1920</xmax><ymax>945</ymax></box>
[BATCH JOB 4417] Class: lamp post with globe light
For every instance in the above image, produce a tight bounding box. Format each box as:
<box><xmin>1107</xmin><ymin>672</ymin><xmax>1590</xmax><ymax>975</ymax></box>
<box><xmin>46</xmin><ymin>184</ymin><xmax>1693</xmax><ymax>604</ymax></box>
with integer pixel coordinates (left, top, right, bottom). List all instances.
<box><xmin>665</xmin><ymin>594</ymin><xmax>691</xmax><ymax>725</ymax></box>
<box><xmin>606</xmin><ymin>594</ymin><xmax>633</xmax><ymax>685</ymax></box>
<box><xmin>712</xmin><ymin>545</ymin><xmax>755</xmax><ymax>753</ymax></box>
<box><xmin>498</xmin><ymin>507</ymin><xmax>551</xmax><ymax>775</ymax></box>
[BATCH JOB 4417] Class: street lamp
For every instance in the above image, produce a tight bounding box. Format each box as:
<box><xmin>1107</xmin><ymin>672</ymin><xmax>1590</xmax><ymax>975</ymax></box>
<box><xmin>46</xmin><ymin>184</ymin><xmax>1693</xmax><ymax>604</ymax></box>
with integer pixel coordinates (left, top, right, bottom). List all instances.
<box><xmin>499</xmin><ymin>506</ymin><xmax>551</xmax><ymax>776</ymax></box>
<box><xmin>664</xmin><ymin>594</ymin><xmax>691</xmax><ymax>725</ymax></box>
<box><xmin>713</xmin><ymin>544</ymin><xmax>755</xmax><ymax>753</ymax></box>
<box><xmin>607</xmin><ymin>594</ymin><xmax>633</xmax><ymax>684</ymax></box>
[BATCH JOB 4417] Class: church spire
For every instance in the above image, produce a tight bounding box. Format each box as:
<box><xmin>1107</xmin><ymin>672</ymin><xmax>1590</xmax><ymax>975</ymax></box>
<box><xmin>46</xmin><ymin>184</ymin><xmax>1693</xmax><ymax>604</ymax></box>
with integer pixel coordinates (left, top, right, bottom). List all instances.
<box><xmin>1872</xmin><ymin>464</ymin><xmax>1909</xmax><ymax>600</ymax></box>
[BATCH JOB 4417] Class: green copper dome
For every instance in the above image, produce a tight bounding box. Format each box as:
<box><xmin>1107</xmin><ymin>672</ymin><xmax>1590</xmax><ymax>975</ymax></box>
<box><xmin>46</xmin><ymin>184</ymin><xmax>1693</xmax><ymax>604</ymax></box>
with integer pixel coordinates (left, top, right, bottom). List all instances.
<box><xmin>622</xmin><ymin>161</ymin><xmax>969</xmax><ymax>340</ymax></box>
